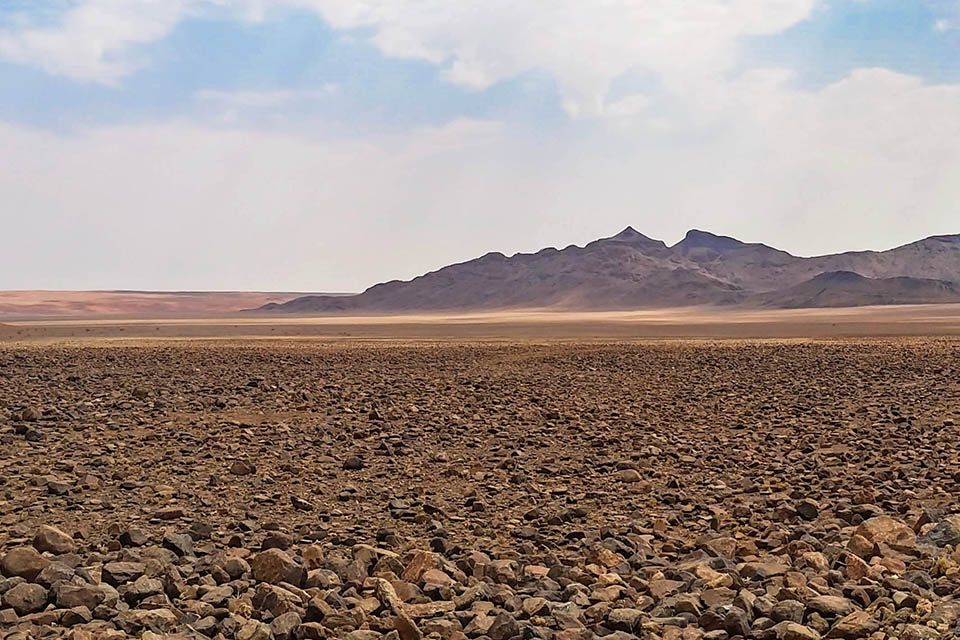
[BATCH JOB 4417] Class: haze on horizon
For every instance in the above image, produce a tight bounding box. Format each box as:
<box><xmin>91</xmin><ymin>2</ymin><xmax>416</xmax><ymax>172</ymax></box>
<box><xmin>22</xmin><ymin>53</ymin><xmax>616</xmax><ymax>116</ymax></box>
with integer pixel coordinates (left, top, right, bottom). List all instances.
<box><xmin>2</xmin><ymin>0</ymin><xmax>959</xmax><ymax>292</ymax></box>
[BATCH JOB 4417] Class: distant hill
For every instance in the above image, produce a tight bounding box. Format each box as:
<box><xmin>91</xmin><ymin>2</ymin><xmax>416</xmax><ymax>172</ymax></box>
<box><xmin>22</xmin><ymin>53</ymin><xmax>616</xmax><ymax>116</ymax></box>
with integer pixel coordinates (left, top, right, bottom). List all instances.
<box><xmin>755</xmin><ymin>271</ymin><xmax>960</xmax><ymax>308</ymax></box>
<box><xmin>258</xmin><ymin>229</ymin><xmax>960</xmax><ymax>313</ymax></box>
<box><xmin>258</xmin><ymin>228</ymin><xmax>960</xmax><ymax>313</ymax></box>
<box><xmin>0</xmin><ymin>291</ymin><xmax>339</xmax><ymax>318</ymax></box>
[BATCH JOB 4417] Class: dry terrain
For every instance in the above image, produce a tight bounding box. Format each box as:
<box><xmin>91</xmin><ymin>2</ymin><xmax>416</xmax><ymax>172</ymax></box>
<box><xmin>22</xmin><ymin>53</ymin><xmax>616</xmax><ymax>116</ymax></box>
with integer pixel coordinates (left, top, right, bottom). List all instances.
<box><xmin>0</xmin><ymin>292</ymin><xmax>329</xmax><ymax>319</ymax></box>
<box><xmin>2</xmin><ymin>326</ymin><xmax>960</xmax><ymax>639</ymax></box>
<box><xmin>4</xmin><ymin>305</ymin><xmax>960</xmax><ymax>343</ymax></box>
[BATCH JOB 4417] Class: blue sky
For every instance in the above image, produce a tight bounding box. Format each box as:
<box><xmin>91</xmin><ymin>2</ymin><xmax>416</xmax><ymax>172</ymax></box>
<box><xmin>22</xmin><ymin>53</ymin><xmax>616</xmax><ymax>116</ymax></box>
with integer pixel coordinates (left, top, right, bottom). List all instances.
<box><xmin>1</xmin><ymin>0</ymin><xmax>958</xmax><ymax>289</ymax></box>
<box><xmin>2</xmin><ymin>1</ymin><xmax>956</xmax><ymax>132</ymax></box>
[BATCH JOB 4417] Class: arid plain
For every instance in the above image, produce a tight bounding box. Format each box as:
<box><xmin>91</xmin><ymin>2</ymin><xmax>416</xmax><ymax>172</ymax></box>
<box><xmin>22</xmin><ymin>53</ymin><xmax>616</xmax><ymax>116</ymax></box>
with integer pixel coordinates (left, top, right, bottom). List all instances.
<box><xmin>2</xmin><ymin>307</ymin><xmax>960</xmax><ymax>640</ymax></box>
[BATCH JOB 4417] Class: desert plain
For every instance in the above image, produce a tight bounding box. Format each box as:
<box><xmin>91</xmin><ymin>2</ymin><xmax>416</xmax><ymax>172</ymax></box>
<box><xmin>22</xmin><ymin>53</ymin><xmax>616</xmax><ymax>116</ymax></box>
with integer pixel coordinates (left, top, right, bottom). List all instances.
<box><xmin>2</xmin><ymin>307</ymin><xmax>960</xmax><ymax>640</ymax></box>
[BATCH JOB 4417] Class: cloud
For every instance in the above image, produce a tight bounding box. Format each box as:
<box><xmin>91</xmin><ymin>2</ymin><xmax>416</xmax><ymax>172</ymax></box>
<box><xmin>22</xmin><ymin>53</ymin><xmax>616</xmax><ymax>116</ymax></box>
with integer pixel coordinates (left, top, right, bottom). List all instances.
<box><xmin>2</xmin><ymin>67</ymin><xmax>959</xmax><ymax>290</ymax></box>
<box><xmin>0</xmin><ymin>0</ymin><xmax>819</xmax><ymax>114</ymax></box>
<box><xmin>273</xmin><ymin>0</ymin><xmax>821</xmax><ymax>116</ymax></box>
<box><xmin>0</xmin><ymin>0</ymin><xmax>191</xmax><ymax>83</ymax></box>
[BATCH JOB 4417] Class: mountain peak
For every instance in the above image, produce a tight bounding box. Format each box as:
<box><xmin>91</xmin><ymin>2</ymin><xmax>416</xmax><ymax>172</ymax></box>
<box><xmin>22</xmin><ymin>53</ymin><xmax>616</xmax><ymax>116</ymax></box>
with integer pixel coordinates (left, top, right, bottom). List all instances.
<box><xmin>599</xmin><ymin>226</ymin><xmax>667</xmax><ymax>249</ymax></box>
<box><xmin>676</xmin><ymin>229</ymin><xmax>747</xmax><ymax>251</ymax></box>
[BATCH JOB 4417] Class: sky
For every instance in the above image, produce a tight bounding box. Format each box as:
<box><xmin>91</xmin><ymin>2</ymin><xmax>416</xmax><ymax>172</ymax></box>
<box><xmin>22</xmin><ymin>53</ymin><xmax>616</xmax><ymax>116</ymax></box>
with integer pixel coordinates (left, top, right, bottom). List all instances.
<box><xmin>1</xmin><ymin>0</ymin><xmax>959</xmax><ymax>291</ymax></box>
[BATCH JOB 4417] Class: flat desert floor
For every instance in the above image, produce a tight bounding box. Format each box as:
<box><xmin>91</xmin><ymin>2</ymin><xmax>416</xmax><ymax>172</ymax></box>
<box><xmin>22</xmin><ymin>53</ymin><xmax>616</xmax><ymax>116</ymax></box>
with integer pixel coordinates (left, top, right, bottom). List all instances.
<box><xmin>2</xmin><ymin>312</ymin><xmax>960</xmax><ymax>639</ymax></box>
<box><xmin>4</xmin><ymin>303</ymin><xmax>960</xmax><ymax>342</ymax></box>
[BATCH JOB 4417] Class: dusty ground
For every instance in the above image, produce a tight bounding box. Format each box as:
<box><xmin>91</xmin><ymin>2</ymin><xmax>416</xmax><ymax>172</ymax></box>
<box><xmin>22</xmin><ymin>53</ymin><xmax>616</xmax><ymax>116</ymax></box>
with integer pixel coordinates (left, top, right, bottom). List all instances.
<box><xmin>1</xmin><ymin>332</ymin><xmax>960</xmax><ymax>639</ymax></box>
<box><xmin>0</xmin><ymin>291</ymin><xmax>331</xmax><ymax>319</ymax></box>
<box><xmin>4</xmin><ymin>304</ymin><xmax>960</xmax><ymax>342</ymax></box>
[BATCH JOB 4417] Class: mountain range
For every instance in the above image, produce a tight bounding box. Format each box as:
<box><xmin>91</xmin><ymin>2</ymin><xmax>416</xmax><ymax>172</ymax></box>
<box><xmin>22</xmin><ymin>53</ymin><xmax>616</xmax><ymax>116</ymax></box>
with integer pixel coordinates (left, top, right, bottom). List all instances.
<box><xmin>259</xmin><ymin>228</ymin><xmax>960</xmax><ymax>313</ymax></box>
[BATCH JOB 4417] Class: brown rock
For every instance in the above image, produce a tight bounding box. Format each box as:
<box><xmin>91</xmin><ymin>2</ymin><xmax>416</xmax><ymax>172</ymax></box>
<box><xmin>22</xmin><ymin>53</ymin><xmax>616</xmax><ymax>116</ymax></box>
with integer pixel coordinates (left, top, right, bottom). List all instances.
<box><xmin>826</xmin><ymin>611</ymin><xmax>879</xmax><ymax>639</ymax></box>
<box><xmin>854</xmin><ymin>516</ymin><xmax>916</xmax><ymax>548</ymax></box>
<box><xmin>55</xmin><ymin>584</ymin><xmax>106</xmax><ymax>610</ymax></box>
<box><xmin>3</xmin><ymin>582</ymin><xmax>49</xmax><ymax>615</ymax></box>
<box><xmin>33</xmin><ymin>525</ymin><xmax>77</xmax><ymax>555</ymax></box>
<box><xmin>250</xmin><ymin>548</ymin><xmax>305</xmax><ymax>586</ymax></box>
<box><xmin>1</xmin><ymin>546</ymin><xmax>50</xmax><ymax>581</ymax></box>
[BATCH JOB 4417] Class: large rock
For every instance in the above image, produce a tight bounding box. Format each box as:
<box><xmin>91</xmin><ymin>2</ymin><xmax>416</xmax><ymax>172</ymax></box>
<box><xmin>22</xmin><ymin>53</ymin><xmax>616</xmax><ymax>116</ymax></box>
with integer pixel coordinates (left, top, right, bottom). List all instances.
<box><xmin>33</xmin><ymin>525</ymin><xmax>76</xmax><ymax>555</ymax></box>
<box><xmin>3</xmin><ymin>582</ymin><xmax>48</xmax><ymax>614</ymax></box>
<box><xmin>1</xmin><ymin>547</ymin><xmax>50</xmax><ymax>581</ymax></box>
<box><xmin>826</xmin><ymin>611</ymin><xmax>879</xmax><ymax>639</ymax></box>
<box><xmin>250</xmin><ymin>549</ymin><xmax>305</xmax><ymax>586</ymax></box>
<box><xmin>114</xmin><ymin>608</ymin><xmax>179</xmax><ymax>634</ymax></box>
<box><xmin>806</xmin><ymin>595</ymin><xmax>856</xmax><ymax>618</ymax></box>
<box><xmin>101</xmin><ymin>561</ymin><xmax>146</xmax><ymax>587</ymax></box>
<box><xmin>918</xmin><ymin>516</ymin><xmax>960</xmax><ymax>548</ymax></box>
<box><xmin>55</xmin><ymin>584</ymin><xmax>106</xmax><ymax>610</ymax></box>
<box><xmin>854</xmin><ymin>516</ymin><xmax>916</xmax><ymax>548</ymax></box>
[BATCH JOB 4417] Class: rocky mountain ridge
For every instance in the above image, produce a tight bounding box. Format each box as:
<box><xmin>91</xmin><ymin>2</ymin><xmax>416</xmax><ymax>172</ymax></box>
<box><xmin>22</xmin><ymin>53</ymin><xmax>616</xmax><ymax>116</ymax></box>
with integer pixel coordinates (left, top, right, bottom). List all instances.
<box><xmin>259</xmin><ymin>229</ymin><xmax>960</xmax><ymax>313</ymax></box>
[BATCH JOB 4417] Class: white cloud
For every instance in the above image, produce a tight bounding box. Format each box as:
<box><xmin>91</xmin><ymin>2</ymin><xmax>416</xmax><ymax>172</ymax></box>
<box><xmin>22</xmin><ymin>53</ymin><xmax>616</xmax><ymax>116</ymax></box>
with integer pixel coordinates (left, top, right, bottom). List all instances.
<box><xmin>2</xmin><ymin>68</ymin><xmax>959</xmax><ymax>290</ymax></box>
<box><xmin>284</xmin><ymin>0</ymin><xmax>820</xmax><ymax>116</ymax></box>
<box><xmin>0</xmin><ymin>0</ymin><xmax>819</xmax><ymax>114</ymax></box>
<box><xmin>0</xmin><ymin>0</ymin><xmax>190</xmax><ymax>83</ymax></box>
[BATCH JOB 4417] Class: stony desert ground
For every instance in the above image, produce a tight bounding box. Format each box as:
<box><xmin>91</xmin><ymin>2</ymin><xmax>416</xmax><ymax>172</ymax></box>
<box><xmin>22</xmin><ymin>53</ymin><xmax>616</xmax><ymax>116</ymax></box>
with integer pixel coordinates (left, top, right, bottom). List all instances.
<box><xmin>2</xmin><ymin>319</ymin><xmax>960</xmax><ymax>639</ymax></box>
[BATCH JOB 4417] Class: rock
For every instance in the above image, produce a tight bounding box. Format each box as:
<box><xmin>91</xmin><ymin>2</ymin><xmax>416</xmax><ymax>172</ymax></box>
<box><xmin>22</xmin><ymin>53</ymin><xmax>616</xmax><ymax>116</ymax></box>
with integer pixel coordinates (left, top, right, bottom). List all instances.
<box><xmin>118</xmin><ymin>575</ymin><xmax>164</xmax><ymax>604</ymax></box>
<box><xmin>1</xmin><ymin>546</ymin><xmax>50</xmax><ymax>581</ymax></box>
<box><xmin>35</xmin><ymin>561</ymin><xmax>74</xmax><ymax>587</ymax></box>
<box><xmin>254</xmin><ymin>583</ymin><xmax>301</xmax><ymax>617</ymax></box>
<box><xmin>154</xmin><ymin>506</ymin><xmax>185</xmax><ymax>520</ymax></box>
<box><xmin>271</xmin><ymin>611</ymin><xmax>302</xmax><ymax>639</ymax></box>
<box><xmin>343</xmin><ymin>455</ymin><xmax>364</xmax><ymax>470</ymax></box>
<box><xmin>901</xmin><ymin>624</ymin><xmax>942</xmax><ymax>640</ymax></box>
<box><xmin>376</xmin><ymin>578</ymin><xmax>422</xmax><ymax>640</ymax></box>
<box><xmin>61</xmin><ymin>605</ymin><xmax>93</xmax><ymax>626</ymax></box>
<box><xmin>230</xmin><ymin>460</ymin><xmax>256</xmax><ymax>475</ymax></box>
<box><xmin>102</xmin><ymin>561</ymin><xmax>146</xmax><ymax>586</ymax></box>
<box><xmin>298</xmin><ymin>622</ymin><xmax>327</xmax><ymax>640</ymax></box>
<box><xmin>20</xmin><ymin>407</ymin><xmax>42</xmax><ymax>421</ymax></box>
<box><xmin>774</xmin><ymin>622</ymin><xmax>821</xmax><ymax>640</ymax></box>
<box><xmin>918</xmin><ymin>516</ymin><xmax>960</xmax><ymax>547</ymax></box>
<box><xmin>607</xmin><ymin>608</ymin><xmax>644</xmax><ymax>632</ymax></box>
<box><xmin>33</xmin><ymin>525</ymin><xmax>76</xmax><ymax>554</ymax></box>
<box><xmin>291</xmin><ymin>496</ymin><xmax>314</xmax><ymax>511</ymax></box>
<box><xmin>796</xmin><ymin>499</ymin><xmax>820</xmax><ymax>521</ymax></box>
<box><xmin>251</xmin><ymin>548</ymin><xmax>305</xmax><ymax>586</ymax></box>
<box><xmin>854</xmin><ymin>516</ymin><xmax>916</xmax><ymax>548</ymax></box>
<box><xmin>488</xmin><ymin>612</ymin><xmax>520</xmax><ymax>640</ymax></box>
<box><xmin>3</xmin><ymin>582</ymin><xmax>49</xmax><ymax>614</ymax></box>
<box><xmin>237</xmin><ymin>621</ymin><xmax>273</xmax><ymax>640</ymax></box>
<box><xmin>724</xmin><ymin>607</ymin><xmax>750</xmax><ymax>637</ymax></box>
<box><xmin>55</xmin><ymin>584</ymin><xmax>106</xmax><ymax>610</ymax></box>
<box><xmin>114</xmin><ymin>608</ymin><xmax>179</xmax><ymax>634</ymax></box>
<box><xmin>464</xmin><ymin>612</ymin><xmax>494</xmax><ymax>637</ymax></box>
<box><xmin>844</xmin><ymin>553</ymin><xmax>869</xmax><ymax>580</ymax></box>
<box><xmin>162</xmin><ymin>532</ymin><xmax>195</xmax><ymax>557</ymax></box>
<box><xmin>825</xmin><ymin>611</ymin><xmax>879</xmax><ymax>639</ymax></box>
<box><xmin>119</xmin><ymin>527</ymin><xmax>148</xmax><ymax>547</ymax></box>
<box><xmin>805</xmin><ymin>596</ymin><xmax>855</xmax><ymax>618</ymax></box>
<box><xmin>741</xmin><ymin>561</ymin><xmax>788</xmax><ymax>581</ymax></box>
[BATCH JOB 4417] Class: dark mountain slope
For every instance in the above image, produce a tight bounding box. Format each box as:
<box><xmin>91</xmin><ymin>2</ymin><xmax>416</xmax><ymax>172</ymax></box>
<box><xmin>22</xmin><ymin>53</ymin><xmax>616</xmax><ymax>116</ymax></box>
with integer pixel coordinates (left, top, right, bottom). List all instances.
<box><xmin>258</xmin><ymin>229</ymin><xmax>960</xmax><ymax>313</ymax></box>
<box><xmin>753</xmin><ymin>271</ymin><xmax>960</xmax><ymax>308</ymax></box>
